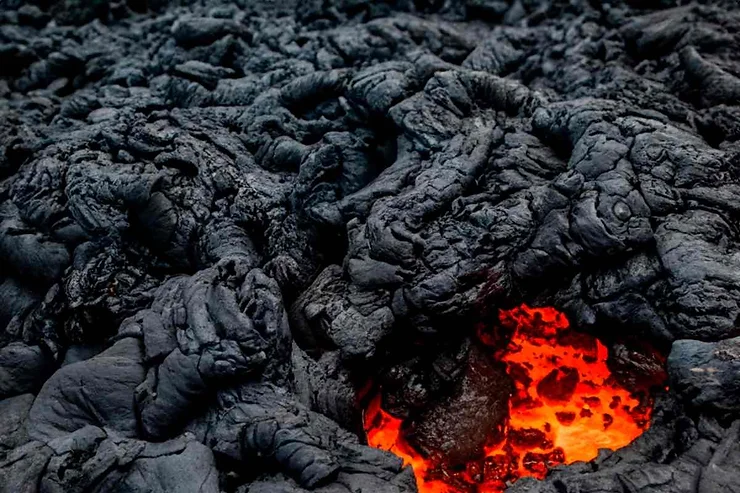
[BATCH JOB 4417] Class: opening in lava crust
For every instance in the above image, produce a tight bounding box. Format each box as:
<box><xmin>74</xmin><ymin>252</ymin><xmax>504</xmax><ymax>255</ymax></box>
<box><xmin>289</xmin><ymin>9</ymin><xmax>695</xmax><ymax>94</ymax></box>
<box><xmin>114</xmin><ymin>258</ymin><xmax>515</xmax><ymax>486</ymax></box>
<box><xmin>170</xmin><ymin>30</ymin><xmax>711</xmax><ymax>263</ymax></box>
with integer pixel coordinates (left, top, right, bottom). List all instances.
<box><xmin>363</xmin><ymin>304</ymin><xmax>665</xmax><ymax>493</ymax></box>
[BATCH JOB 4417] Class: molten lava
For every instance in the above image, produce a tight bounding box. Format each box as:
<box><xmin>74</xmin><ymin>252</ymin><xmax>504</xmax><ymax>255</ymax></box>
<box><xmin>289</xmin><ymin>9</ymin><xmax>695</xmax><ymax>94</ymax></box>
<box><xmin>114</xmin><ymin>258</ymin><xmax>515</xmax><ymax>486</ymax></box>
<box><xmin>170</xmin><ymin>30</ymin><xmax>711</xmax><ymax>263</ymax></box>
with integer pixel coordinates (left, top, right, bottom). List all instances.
<box><xmin>364</xmin><ymin>304</ymin><xmax>658</xmax><ymax>493</ymax></box>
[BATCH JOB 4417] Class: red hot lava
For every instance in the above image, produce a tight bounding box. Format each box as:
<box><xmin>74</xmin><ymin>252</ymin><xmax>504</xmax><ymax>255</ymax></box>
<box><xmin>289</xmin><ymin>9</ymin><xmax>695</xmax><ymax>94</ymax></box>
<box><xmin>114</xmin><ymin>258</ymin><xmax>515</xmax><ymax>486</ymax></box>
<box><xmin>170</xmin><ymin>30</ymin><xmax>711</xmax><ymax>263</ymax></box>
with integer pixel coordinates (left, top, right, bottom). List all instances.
<box><xmin>364</xmin><ymin>304</ymin><xmax>658</xmax><ymax>493</ymax></box>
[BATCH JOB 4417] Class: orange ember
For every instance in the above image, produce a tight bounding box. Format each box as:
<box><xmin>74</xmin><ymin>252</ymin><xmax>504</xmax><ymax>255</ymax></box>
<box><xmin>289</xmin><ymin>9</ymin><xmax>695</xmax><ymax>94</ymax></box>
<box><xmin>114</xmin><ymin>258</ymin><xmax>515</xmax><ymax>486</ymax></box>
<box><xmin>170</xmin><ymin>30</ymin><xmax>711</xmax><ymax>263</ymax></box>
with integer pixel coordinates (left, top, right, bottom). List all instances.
<box><xmin>364</xmin><ymin>304</ymin><xmax>656</xmax><ymax>493</ymax></box>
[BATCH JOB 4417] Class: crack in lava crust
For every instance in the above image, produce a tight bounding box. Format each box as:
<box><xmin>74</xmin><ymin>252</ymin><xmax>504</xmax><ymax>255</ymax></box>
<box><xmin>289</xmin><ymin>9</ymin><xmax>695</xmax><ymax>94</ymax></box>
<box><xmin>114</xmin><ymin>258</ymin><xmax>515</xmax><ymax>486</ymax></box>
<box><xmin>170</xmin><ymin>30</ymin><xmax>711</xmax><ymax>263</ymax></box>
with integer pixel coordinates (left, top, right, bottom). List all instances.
<box><xmin>364</xmin><ymin>304</ymin><xmax>656</xmax><ymax>493</ymax></box>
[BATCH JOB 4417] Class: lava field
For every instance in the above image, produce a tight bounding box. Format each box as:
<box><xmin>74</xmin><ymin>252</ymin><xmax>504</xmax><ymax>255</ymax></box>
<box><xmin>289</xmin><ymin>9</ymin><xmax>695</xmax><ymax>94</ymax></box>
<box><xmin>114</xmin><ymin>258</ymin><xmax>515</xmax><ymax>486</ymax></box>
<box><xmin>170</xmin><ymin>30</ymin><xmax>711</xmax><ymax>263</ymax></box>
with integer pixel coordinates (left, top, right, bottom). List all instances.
<box><xmin>2</xmin><ymin>1</ymin><xmax>740</xmax><ymax>492</ymax></box>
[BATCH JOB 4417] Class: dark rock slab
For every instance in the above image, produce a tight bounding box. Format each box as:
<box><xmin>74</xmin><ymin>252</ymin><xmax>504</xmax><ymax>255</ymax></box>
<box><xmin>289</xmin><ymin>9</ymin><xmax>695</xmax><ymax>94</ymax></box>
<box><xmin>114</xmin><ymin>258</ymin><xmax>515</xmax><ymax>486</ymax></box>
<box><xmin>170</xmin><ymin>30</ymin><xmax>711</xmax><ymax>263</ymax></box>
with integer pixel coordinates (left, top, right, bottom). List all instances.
<box><xmin>0</xmin><ymin>393</ymin><xmax>34</xmax><ymax>457</ymax></box>
<box><xmin>668</xmin><ymin>336</ymin><xmax>740</xmax><ymax>415</ymax></box>
<box><xmin>0</xmin><ymin>343</ymin><xmax>54</xmax><ymax>398</ymax></box>
<box><xmin>404</xmin><ymin>342</ymin><xmax>512</xmax><ymax>465</ymax></box>
<box><xmin>28</xmin><ymin>338</ymin><xmax>145</xmax><ymax>441</ymax></box>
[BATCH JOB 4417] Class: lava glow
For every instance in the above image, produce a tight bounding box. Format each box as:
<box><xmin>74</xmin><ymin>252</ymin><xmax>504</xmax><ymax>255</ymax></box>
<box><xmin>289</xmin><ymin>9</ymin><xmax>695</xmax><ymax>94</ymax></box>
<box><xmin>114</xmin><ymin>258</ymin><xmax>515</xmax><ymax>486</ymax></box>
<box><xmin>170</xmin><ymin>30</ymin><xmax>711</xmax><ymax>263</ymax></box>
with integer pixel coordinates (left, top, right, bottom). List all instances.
<box><xmin>364</xmin><ymin>304</ymin><xmax>656</xmax><ymax>493</ymax></box>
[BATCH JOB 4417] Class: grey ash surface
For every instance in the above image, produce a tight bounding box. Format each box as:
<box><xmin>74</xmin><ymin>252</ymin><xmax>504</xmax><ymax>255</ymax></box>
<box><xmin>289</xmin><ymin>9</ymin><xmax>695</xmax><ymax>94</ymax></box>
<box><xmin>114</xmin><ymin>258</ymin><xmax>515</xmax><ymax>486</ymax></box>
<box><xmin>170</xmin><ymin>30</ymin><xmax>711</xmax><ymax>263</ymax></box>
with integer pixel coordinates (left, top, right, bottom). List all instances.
<box><xmin>2</xmin><ymin>0</ymin><xmax>740</xmax><ymax>492</ymax></box>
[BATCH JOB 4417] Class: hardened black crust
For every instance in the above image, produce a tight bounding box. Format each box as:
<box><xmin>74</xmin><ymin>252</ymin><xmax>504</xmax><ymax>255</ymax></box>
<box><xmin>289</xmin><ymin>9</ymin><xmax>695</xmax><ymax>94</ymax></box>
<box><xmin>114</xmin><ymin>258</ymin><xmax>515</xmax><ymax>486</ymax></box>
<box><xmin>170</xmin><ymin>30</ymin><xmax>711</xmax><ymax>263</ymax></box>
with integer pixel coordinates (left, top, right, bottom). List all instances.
<box><xmin>2</xmin><ymin>1</ymin><xmax>740</xmax><ymax>492</ymax></box>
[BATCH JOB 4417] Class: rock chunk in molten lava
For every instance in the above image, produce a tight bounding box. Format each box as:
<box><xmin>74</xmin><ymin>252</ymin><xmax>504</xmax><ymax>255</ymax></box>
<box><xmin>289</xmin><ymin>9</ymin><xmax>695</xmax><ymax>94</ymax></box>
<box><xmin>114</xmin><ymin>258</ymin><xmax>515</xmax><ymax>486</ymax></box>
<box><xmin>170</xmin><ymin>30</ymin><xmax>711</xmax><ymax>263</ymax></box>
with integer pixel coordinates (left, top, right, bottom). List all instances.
<box><xmin>365</xmin><ymin>304</ymin><xmax>661</xmax><ymax>493</ymax></box>
<box><xmin>536</xmin><ymin>367</ymin><xmax>579</xmax><ymax>402</ymax></box>
<box><xmin>404</xmin><ymin>342</ymin><xmax>512</xmax><ymax>466</ymax></box>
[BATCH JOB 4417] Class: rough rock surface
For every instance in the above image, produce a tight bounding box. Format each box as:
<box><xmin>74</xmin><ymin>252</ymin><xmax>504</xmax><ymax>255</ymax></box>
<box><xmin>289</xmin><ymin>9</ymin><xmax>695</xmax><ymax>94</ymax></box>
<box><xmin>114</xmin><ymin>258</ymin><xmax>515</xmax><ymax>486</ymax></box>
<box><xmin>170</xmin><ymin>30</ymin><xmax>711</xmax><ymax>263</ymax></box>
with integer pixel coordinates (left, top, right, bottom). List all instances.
<box><xmin>404</xmin><ymin>341</ymin><xmax>512</xmax><ymax>465</ymax></box>
<box><xmin>3</xmin><ymin>0</ymin><xmax>740</xmax><ymax>492</ymax></box>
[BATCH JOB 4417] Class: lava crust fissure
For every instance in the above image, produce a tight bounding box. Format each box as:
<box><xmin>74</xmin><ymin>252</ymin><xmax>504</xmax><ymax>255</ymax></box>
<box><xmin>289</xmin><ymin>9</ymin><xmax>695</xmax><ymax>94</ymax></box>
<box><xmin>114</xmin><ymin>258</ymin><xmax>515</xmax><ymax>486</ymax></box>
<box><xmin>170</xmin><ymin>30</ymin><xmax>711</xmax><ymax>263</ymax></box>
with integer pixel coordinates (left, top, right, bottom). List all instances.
<box><xmin>365</xmin><ymin>304</ymin><xmax>663</xmax><ymax>493</ymax></box>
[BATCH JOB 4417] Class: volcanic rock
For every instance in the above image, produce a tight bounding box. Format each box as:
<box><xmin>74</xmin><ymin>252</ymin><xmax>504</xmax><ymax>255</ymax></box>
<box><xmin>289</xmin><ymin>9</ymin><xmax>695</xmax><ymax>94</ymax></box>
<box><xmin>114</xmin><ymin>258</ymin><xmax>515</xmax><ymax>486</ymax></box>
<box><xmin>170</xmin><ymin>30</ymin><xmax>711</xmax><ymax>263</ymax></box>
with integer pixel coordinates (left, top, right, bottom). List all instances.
<box><xmin>404</xmin><ymin>342</ymin><xmax>512</xmax><ymax>465</ymax></box>
<box><xmin>3</xmin><ymin>0</ymin><xmax>740</xmax><ymax>492</ymax></box>
<box><xmin>0</xmin><ymin>342</ymin><xmax>54</xmax><ymax>398</ymax></box>
<box><xmin>668</xmin><ymin>336</ymin><xmax>740</xmax><ymax>415</ymax></box>
<box><xmin>0</xmin><ymin>425</ymin><xmax>220</xmax><ymax>493</ymax></box>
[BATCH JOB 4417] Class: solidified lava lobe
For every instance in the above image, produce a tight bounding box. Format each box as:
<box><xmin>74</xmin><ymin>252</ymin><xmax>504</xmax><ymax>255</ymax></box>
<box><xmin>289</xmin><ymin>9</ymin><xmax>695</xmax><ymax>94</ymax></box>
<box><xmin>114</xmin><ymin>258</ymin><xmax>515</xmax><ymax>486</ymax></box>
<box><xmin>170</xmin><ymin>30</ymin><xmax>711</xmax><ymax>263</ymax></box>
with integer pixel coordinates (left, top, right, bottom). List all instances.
<box><xmin>364</xmin><ymin>304</ymin><xmax>657</xmax><ymax>493</ymax></box>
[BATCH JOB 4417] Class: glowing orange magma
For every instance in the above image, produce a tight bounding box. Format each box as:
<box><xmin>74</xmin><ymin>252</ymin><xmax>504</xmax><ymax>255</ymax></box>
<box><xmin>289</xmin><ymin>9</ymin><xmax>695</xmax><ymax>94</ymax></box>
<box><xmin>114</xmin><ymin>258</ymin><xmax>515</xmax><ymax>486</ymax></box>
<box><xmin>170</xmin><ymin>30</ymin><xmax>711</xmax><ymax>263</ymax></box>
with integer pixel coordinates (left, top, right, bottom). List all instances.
<box><xmin>364</xmin><ymin>304</ymin><xmax>655</xmax><ymax>493</ymax></box>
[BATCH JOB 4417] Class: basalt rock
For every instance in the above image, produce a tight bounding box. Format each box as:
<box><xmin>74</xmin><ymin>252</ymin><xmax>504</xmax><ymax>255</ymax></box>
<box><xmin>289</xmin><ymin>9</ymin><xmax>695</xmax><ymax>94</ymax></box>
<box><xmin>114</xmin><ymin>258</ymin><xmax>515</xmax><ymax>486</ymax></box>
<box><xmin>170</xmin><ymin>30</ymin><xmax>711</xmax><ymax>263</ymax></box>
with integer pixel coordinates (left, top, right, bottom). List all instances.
<box><xmin>404</xmin><ymin>342</ymin><xmax>512</xmax><ymax>465</ymax></box>
<box><xmin>3</xmin><ymin>0</ymin><xmax>740</xmax><ymax>492</ymax></box>
<box><xmin>668</xmin><ymin>336</ymin><xmax>740</xmax><ymax>415</ymax></box>
<box><xmin>0</xmin><ymin>425</ymin><xmax>219</xmax><ymax>493</ymax></box>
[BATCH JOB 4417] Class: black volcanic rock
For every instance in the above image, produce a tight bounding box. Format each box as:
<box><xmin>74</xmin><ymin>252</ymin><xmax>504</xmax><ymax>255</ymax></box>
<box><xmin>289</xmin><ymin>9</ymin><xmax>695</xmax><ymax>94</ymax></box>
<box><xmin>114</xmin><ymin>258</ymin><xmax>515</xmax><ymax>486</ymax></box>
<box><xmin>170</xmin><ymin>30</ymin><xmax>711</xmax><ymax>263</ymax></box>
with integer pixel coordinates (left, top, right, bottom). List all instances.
<box><xmin>668</xmin><ymin>337</ymin><xmax>740</xmax><ymax>415</ymax></box>
<box><xmin>0</xmin><ymin>425</ymin><xmax>220</xmax><ymax>493</ymax></box>
<box><xmin>2</xmin><ymin>0</ymin><xmax>740</xmax><ymax>492</ymax></box>
<box><xmin>0</xmin><ymin>342</ymin><xmax>54</xmax><ymax>398</ymax></box>
<box><xmin>28</xmin><ymin>337</ymin><xmax>146</xmax><ymax>441</ymax></box>
<box><xmin>404</xmin><ymin>342</ymin><xmax>512</xmax><ymax>465</ymax></box>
